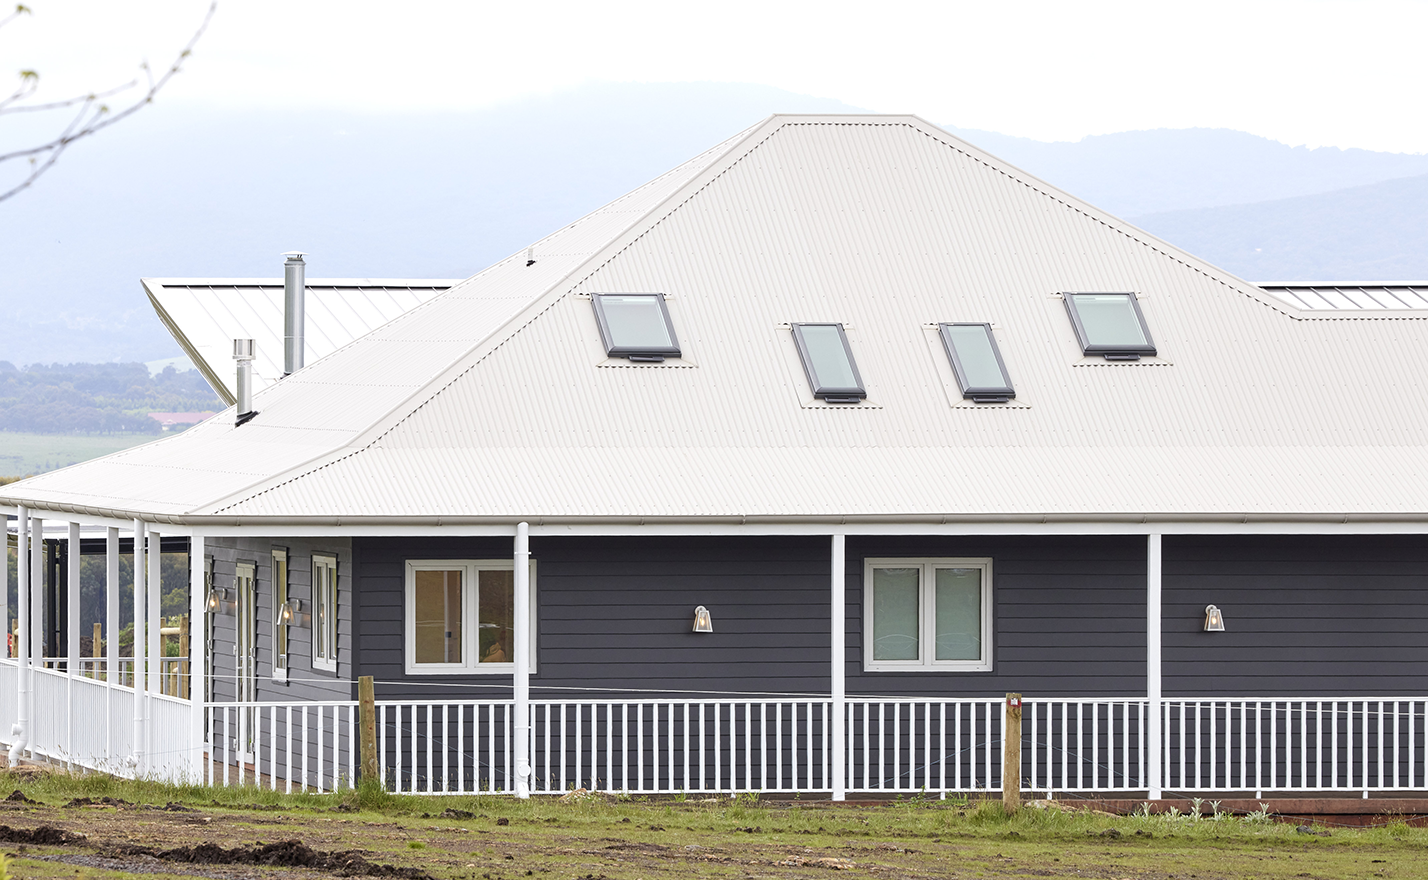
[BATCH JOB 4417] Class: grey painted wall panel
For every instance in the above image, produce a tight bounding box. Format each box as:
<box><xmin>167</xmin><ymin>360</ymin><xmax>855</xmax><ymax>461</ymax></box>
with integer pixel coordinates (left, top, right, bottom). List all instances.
<box><xmin>352</xmin><ymin>535</ymin><xmax>1150</xmax><ymax>701</ymax></box>
<box><xmin>208</xmin><ymin>536</ymin><xmax>354</xmax><ymax>702</ymax></box>
<box><xmin>1163</xmin><ymin>536</ymin><xmax>1428</xmax><ymax>696</ymax></box>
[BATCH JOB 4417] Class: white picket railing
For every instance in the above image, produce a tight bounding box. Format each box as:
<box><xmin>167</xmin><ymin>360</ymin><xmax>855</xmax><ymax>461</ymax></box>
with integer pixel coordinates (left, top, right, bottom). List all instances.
<box><xmin>2</xmin><ymin>661</ymin><xmax>187</xmax><ymax>779</ymax></box>
<box><xmin>206</xmin><ymin>701</ymin><xmax>358</xmax><ymax>791</ymax></box>
<box><xmin>1162</xmin><ymin>699</ymin><xmax>1428</xmax><ymax>795</ymax></box>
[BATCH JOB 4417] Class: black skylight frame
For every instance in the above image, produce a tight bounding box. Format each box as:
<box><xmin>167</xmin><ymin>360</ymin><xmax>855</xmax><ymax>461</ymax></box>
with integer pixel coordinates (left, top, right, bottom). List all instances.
<box><xmin>1062</xmin><ymin>292</ymin><xmax>1157</xmax><ymax>360</ymax></box>
<box><xmin>791</xmin><ymin>322</ymin><xmax>866</xmax><ymax>403</ymax></box>
<box><xmin>590</xmin><ymin>292</ymin><xmax>682</xmax><ymax>362</ymax></box>
<box><xmin>938</xmin><ymin>322</ymin><xmax>1016</xmax><ymax>403</ymax></box>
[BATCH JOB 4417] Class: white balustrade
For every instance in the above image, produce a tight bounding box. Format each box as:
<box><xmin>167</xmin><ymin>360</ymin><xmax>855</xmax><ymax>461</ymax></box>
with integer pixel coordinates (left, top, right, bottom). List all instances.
<box><xmin>193</xmin><ymin>695</ymin><xmax>1428</xmax><ymax>797</ymax></box>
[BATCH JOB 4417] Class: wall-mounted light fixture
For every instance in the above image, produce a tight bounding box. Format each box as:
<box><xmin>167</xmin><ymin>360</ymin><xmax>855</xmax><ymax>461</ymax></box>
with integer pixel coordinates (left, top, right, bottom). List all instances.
<box><xmin>207</xmin><ymin>587</ymin><xmax>231</xmax><ymax>614</ymax></box>
<box><xmin>279</xmin><ymin>598</ymin><xmax>307</xmax><ymax>627</ymax></box>
<box><xmin>692</xmin><ymin>605</ymin><xmax>713</xmax><ymax>633</ymax></box>
<box><xmin>1203</xmin><ymin>604</ymin><xmax>1225</xmax><ymax>632</ymax></box>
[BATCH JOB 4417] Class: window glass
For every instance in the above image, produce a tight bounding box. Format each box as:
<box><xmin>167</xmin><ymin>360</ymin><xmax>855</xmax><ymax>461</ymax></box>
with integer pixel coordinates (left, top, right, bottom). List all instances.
<box><xmin>272</xmin><ymin>550</ymin><xmax>288</xmax><ymax>673</ymax></box>
<box><xmin>413</xmin><ymin>569</ymin><xmax>463</xmax><ymax>665</ymax></box>
<box><xmin>799</xmin><ymin>324</ymin><xmax>858</xmax><ymax>388</ymax></box>
<box><xmin>939</xmin><ymin>323</ymin><xmax>1014</xmax><ymax>398</ymax></box>
<box><xmin>1064</xmin><ymin>292</ymin><xmax>1156</xmax><ymax>357</ymax></box>
<box><xmin>872</xmin><ymin>567</ymin><xmax>920</xmax><ymax>661</ymax></box>
<box><xmin>1074</xmin><ymin>295</ymin><xmax>1148</xmax><ymax>346</ymax></box>
<box><xmin>934</xmin><ymin>567</ymin><xmax>982</xmax><ymax>661</ymax></box>
<box><xmin>313</xmin><ymin>556</ymin><xmax>338</xmax><ymax>669</ymax></box>
<box><xmin>478</xmin><ymin>569</ymin><xmax>514</xmax><ymax>664</ymax></box>
<box><xmin>591</xmin><ymin>293</ymin><xmax>680</xmax><ymax>358</ymax></box>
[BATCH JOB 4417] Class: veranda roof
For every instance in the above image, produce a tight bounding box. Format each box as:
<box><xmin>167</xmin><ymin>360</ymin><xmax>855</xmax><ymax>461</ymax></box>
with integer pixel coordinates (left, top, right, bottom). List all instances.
<box><xmin>5</xmin><ymin>115</ymin><xmax>1427</xmax><ymax>526</ymax></box>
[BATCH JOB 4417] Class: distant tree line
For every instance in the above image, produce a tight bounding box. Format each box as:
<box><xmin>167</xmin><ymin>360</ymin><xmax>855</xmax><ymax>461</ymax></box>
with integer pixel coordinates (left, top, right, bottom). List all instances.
<box><xmin>0</xmin><ymin>361</ymin><xmax>219</xmax><ymax>434</ymax></box>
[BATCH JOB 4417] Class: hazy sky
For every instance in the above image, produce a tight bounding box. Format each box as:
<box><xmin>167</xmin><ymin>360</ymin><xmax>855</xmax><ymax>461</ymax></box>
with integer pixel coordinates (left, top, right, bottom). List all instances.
<box><xmin>5</xmin><ymin>0</ymin><xmax>1428</xmax><ymax>153</ymax></box>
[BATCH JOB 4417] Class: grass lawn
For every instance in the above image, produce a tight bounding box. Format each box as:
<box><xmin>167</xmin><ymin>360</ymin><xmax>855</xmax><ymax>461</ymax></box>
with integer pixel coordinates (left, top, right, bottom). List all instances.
<box><xmin>0</xmin><ymin>432</ymin><xmax>161</xmax><ymax>479</ymax></box>
<box><xmin>0</xmin><ymin>772</ymin><xmax>1423</xmax><ymax>880</ymax></box>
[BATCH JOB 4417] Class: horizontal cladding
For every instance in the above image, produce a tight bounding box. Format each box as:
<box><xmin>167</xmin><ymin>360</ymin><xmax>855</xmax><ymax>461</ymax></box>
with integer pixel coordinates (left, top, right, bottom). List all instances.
<box><xmin>845</xmin><ymin>536</ymin><xmax>1147</xmax><ymax>698</ymax></box>
<box><xmin>208</xmin><ymin>536</ymin><xmax>354</xmax><ymax>707</ymax></box>
<box><xmin>1163</xmin><ymin>535</ymin><xmax>1428</xmax><ymax>696</ymax></box>
<box><xmin>353</xmin><ymin>534</ymin><xmax>1148</xmax><ymax>701</ymax></box>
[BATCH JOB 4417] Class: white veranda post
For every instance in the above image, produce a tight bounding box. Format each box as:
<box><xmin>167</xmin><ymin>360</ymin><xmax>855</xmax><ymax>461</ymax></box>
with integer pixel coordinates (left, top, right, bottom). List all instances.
<box><xmin>29</xmin><ymin>514</ymin><xmax>42</xmax><ymax>754</ymax></box>
<box><xmin>189</xmin><ymin>535</ymin><xmax>207</xmax><ymax>781</ymax></box>
<box><xmin>66</xmin><ymin>521</ymin><xmax>79</xmax><ymax>766</ymax></box>
<box><xmin>105</xmin><ymin>527</ymin><xmax>119</xmax><ymax>763</ymax></box>
<box><xmin>132</xmin><ymin>518</ymin><xmax>146</xmax><ymax>771</ymax></box>
<box><xmin>11</xmin><ymin>506</ymin><xmax>29</xmax><ymax>765</ymax></box>
<box><xmin>1146</xmin><ymin>533</ymin><xmax>1163</xmax><ymax>801</ymax></box>
<box><xmin>514</xmin><ymin>521</ymin><xmax>531</xmax><ymax>798</ymax></box>
<box><xmin>831</xmin><ymin>534</ymin><xmax>846</xmax><ymax>801</ymax></box>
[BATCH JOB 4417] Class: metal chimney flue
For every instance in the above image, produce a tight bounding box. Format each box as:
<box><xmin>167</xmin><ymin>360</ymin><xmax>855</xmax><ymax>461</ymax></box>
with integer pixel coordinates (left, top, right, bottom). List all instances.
<box><xmin>233</xmin><ymin>338</ymin><xmax>257</xmax><ymax>426</ymax></box>
<box><xmin>282</xmin><ymin>251</ymin><xmax>307</xmax><ymax>376</ymax></box>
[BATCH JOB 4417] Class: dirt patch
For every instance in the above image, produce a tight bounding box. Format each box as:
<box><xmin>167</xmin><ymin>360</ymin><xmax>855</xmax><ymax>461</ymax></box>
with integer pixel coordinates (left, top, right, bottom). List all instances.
<box><xmin>5</xmin><ymin>789</ymin><xmax>38</xmax><ymax>804</ymax></box>
<box><xmin>65</xmin><ymin>795</ymin><xmax>133</xmax><ymax>808</ymax></box>
<box><xmin>105</xmin><ymin>839</ymin><xmax>434</xmax><ymax>879</ymax></box>
<box><xmin>0</xmin><ymin>823</ymin><xmax>86</xmax><ymax>844</ymax></box>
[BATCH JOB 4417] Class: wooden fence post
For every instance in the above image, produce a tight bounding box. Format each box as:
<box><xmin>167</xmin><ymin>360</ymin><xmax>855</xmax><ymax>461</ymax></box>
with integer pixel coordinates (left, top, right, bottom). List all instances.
<box><xmin>179</xmin><ymin>614</ymin><xmax>190</xmax><ymax>697</ymax></box>
<box><xmin>359</xmin><ymin>675</ymin><xmax>379</xmax><ymax>786</ymax></box>
<box><xmin>92</xmin><ymin>622</ymin><xmax>102</xmax><ymax>678</ymax></box>
<box><xmin>1003</xmin><ymin>693</ymin><xmax>1022</xmax><ymax>814</ymax></box>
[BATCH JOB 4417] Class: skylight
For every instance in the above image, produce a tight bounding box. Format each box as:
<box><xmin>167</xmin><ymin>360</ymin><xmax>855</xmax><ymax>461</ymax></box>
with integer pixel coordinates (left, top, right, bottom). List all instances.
<box><xmin>938</xmin><ymin>323</ymin><xmax>1015</xmax><ymax>402</ymax></box>
<box><xmin>591</xmin><ymin>293</ymin><xmax>681</xmax><ymax>361</ymax></box>
<box><xmin>791</xmin><ymin>323</ymin><xmax>865</xmax><ymax>402</ymax></box>
<box><xmin>1063</xmin><ymin>292</ymin><xmax>1156</xmax><ymax>360</ymax></box>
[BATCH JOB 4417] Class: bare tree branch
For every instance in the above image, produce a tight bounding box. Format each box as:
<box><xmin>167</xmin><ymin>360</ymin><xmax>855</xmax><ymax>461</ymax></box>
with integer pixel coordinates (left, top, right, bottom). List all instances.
<box><xmin>0</xmin><ymin>5</ymin><xmax>33</xmax><ymax>31</ymax></box>
<box><xmin>0</xmin><ymin>1</ymin><xmax>217</xmax><ymax>204</ymax></box>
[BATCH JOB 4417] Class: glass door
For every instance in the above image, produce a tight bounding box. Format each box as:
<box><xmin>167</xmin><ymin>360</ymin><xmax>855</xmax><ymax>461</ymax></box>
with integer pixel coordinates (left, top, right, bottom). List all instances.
<box><xmin>234</xmin><ymin>562</ymin><xmax>257</xmax><ymax>759</ymax></box>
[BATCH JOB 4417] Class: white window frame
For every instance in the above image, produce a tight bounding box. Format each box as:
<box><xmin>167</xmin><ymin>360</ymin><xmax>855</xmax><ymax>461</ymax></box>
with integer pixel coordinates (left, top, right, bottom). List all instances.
<box><xmin>271</xmin><ymin>548</ymin><xmax>289</xmax><ymax>682</ymax></box>
<box><xmin>404</xmin><ymin>559</ymin><xmax>537</xmax><ymax>676</ymax></box>
<box><xmin>312</xmin><ymin>554</ymin><xmax>338</xmax><ymax>673</ymax></box>
<box><xmin>863</xmin><ymin>557</ymin><xmax>993</xmax><ymax>672</ymax></box>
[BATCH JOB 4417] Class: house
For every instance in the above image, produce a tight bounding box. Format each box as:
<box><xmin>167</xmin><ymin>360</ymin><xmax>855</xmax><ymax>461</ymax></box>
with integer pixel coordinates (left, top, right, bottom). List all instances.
<box><xmin>3</xmin><ymin>114</ymin><xmax>1428</xmax><ymax>799</ymax></box>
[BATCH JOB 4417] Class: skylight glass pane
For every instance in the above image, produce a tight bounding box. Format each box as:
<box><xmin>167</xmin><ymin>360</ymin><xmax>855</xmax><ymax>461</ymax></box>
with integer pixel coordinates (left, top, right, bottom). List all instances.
<box><xmin>939</xmin><ymin>323</ymin><xmax>1014</xmax><ymax>399</ymax></box>
<box><xmin>792</xmin><ymin>323</ymin><xmax>865</xmax><ymax>399</ymax></box>
<box><xmin>1064</xmin><ymin>293</ymin><xmax>1156</xmax><ymax>356</ymax></box>
<box><xmin>591</xmin><ymin>293</ymin><xmax>680</xmax><ymax>358</ymax></box>
<box><xmin>934</xmin><ymin>567</ymin><xmax>982</xmax><ymax>661</ymax></box>
<box><xmin>872</xmin><ymin>567</ymin><xmax>920</xmax><ymax>661</ymax></box>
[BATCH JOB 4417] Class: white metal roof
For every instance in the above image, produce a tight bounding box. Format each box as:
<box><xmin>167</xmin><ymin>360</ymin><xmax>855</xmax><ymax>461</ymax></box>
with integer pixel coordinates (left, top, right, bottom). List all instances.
<box><xmin>6</xmin><ymin>115</ymin><xmax>1428</xmax><ymax>526</ymax></box>
<box><xmin>143</xmin><ymin>279</ymin><xmax>459</xmax><ymax>403</ymax></box>
<box><xmin>1257</xmin><ymin>283</ymin><xmax>1428</xmax><ymax>311</ymax></box>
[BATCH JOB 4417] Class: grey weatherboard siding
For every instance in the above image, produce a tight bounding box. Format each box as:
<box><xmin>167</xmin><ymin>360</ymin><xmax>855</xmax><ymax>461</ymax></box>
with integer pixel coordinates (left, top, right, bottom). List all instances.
<box><xmin>1162</xmin><ymin>535</ymin><xmax>1428</xmax><ymax>697</ymax></box>
<box><xmin>351</xmin><ymin>535</ymin><xmax>1150</xmax><ymax>700</ymax></box>
<box><xmin>207</xmin><ymin>537</ymin><xmax>355</xmax><ymax>703</ymax></box>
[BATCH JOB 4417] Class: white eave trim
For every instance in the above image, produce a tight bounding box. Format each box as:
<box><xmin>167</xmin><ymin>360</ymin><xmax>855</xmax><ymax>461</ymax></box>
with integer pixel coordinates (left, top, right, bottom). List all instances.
<box><xmin>5</xmin><ymin>502</ymin><xmax>1428</xmax><ymax>536</ymax></box>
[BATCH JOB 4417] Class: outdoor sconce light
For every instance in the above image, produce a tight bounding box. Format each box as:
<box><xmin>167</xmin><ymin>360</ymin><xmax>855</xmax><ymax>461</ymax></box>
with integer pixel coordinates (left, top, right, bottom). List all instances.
<box><xmin>279</xmin><ymin>598</ymin><xmax>307</xmax><ymax>627</ymax></box>
<box><xmin>692</xmin><ymin>605</ymin><xmax>713</xmax><ymax>633</ymax></box>
<box><xmin>207</xmin><ymin>588</ymin><xmax>231</xmax><ymax>614</ymax></box>
<box><xmin>1203</xmin><ymin>604</ymin><xmax>1225</xmax><ymax>632</ymax></box>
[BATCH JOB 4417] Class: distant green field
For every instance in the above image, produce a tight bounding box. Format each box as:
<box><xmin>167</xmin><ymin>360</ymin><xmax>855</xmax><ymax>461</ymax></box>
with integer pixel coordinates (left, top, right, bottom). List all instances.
<box><xmin>0</xmin><ymin>431</ymin><xmax>161</xmax><ymax>479</ymax></box>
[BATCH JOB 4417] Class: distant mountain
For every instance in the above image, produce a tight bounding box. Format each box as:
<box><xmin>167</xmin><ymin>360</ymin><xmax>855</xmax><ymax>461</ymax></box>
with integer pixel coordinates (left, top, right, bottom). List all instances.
<box><xmin>1129</xmin><ymin>173</ymin><xmax>1428</xmax><ymax>282</ymax></box>
<box><xmin>945</xmin><ymin>126</ymin><xmax>1428</xmax><ymax>218</ymax></box>
<box><xmin>0</xmin><ymin>82</ymin><xmax>863</xmax><ymax>366</ymax></box>
<box><xmin>3</xmin><ymin>81</ymin><xmax>1426</xmax><ymax>366</ymax></box>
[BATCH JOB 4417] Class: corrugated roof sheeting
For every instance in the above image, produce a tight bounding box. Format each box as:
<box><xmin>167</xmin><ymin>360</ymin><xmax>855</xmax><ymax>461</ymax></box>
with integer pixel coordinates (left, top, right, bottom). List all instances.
<box><xmin>4</xmin><ymin>128</ymin><xmax>749</xmax><ymax>517</ymax></box>
<box><xmin>1259</xmin><ymin>283</ymin><xmax>1428</xmax><ymax>310</ymax></box>
<box><xmin>208</xmin><ymin>118</ymin><xmax>1428</xmax><ymax>520</ymax></box>
<box><xmin>8</xmin><ymin>117</ymin><xmax>1428</xmax><ymax>521</ymax></box>
<box><xmin>224</xmin><ymin>445</ymin><xmax>1428</xmax><ymax>518</ymax></box>
<box><xmin>147</xmin><ymin>281</ymin><xmax>457</xmax><ymax>400</ymax></box>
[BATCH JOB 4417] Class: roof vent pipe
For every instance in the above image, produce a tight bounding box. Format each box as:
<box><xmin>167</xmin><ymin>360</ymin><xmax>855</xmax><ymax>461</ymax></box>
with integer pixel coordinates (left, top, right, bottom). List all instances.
<box><xmin>233</xmin><ymin>339</ymin><xmax>257</xmax><ymax>426</ymax></box>
<box><xmin>282</xmin><ymin>251</ymin><xmax>306</xmax><ymax>376</ymax></box>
